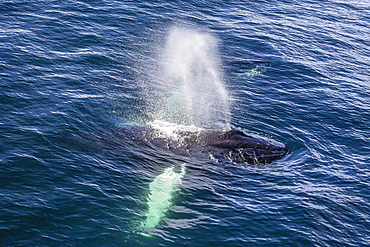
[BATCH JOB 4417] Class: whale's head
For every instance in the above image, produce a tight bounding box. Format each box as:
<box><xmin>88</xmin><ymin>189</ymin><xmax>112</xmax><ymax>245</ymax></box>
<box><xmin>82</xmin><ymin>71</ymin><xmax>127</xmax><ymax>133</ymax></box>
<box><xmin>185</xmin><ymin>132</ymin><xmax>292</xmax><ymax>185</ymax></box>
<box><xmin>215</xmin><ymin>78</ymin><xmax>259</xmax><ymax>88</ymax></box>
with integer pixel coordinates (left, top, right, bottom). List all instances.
<box><xmin>205</xmin><ymin>129</ymin><xmax>290</xmax><ymax>164</ymax></box>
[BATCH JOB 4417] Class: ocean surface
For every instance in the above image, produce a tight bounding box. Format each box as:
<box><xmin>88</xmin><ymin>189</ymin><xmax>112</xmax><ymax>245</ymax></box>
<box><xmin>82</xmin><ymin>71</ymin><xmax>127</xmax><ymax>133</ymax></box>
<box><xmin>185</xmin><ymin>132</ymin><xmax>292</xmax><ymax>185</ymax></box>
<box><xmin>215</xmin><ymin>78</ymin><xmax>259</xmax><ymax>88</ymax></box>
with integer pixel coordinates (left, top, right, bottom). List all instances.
<box><xmin>1</xmin><ymin>0</ymin><xmax>370</xmax><ymax>246</ymax></box>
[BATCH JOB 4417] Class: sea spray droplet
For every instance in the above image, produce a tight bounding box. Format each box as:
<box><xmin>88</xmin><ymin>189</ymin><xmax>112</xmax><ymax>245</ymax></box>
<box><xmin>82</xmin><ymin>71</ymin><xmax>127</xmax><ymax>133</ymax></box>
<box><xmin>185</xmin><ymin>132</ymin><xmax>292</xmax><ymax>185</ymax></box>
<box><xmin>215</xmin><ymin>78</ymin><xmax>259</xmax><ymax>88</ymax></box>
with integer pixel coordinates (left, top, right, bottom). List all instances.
<box><xmin>147</xmin><ymin>26</ymin><xmax>231</xmax><ymax>129</ymax></box>
<box><xmin>140</xmin><ymin>164</ymin><xmax>186</xmax><ymax>229</ymax></box>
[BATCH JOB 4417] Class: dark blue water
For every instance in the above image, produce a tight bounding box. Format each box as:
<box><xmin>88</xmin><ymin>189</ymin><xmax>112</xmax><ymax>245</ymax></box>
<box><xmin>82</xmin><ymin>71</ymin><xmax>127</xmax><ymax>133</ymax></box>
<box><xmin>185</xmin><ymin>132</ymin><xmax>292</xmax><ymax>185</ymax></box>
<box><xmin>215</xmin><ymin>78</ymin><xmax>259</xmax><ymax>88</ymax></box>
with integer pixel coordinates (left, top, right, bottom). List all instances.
<box><xmin>1</xmin><ymin>0</ymin><xmax>370</xmax><ymax>246</ymax></box>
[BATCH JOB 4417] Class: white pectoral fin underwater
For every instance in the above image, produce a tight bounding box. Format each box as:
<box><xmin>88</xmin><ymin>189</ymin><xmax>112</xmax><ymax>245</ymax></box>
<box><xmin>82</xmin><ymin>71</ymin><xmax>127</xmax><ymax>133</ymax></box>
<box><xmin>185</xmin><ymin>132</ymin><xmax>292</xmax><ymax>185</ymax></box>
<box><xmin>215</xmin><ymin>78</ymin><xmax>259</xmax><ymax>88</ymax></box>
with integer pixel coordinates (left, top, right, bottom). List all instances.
<box><xmin>137</xmin><ymin>164</ymin><xmax>186</xmax><ymax>236</ymax></box>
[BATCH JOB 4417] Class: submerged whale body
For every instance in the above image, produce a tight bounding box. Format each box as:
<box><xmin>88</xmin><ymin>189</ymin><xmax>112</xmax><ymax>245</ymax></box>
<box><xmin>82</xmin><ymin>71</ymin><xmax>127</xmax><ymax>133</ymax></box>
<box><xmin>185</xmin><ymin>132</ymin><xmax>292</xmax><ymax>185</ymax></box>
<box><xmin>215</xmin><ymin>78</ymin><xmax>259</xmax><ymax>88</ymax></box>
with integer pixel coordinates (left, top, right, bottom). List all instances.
<box><xmin>138</xmin><ymin>126</ymin><xmax>290</xmax><ymax>164</ymax></box>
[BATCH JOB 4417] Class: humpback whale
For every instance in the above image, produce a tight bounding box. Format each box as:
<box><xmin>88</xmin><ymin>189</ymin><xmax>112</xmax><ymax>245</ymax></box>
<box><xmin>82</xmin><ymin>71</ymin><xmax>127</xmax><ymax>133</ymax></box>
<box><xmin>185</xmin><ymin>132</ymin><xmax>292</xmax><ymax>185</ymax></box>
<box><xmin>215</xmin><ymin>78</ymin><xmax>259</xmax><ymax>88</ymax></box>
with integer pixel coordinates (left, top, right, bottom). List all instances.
<box><xmin>121</xmin><ymin>123</ymin><xmax>291</xmax><ymax>164</ymax></box>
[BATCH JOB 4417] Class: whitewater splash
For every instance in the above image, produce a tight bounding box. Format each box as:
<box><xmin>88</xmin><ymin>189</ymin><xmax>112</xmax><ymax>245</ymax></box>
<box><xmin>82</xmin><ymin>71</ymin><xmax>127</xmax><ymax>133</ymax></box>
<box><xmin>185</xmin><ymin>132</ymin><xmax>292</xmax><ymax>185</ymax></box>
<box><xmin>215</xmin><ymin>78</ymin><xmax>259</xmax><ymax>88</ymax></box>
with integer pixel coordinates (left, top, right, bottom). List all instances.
<box><xmin>146</xmin><ymin>26</ymin><xmax>230</xmax><ymax>129</ymax></box>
